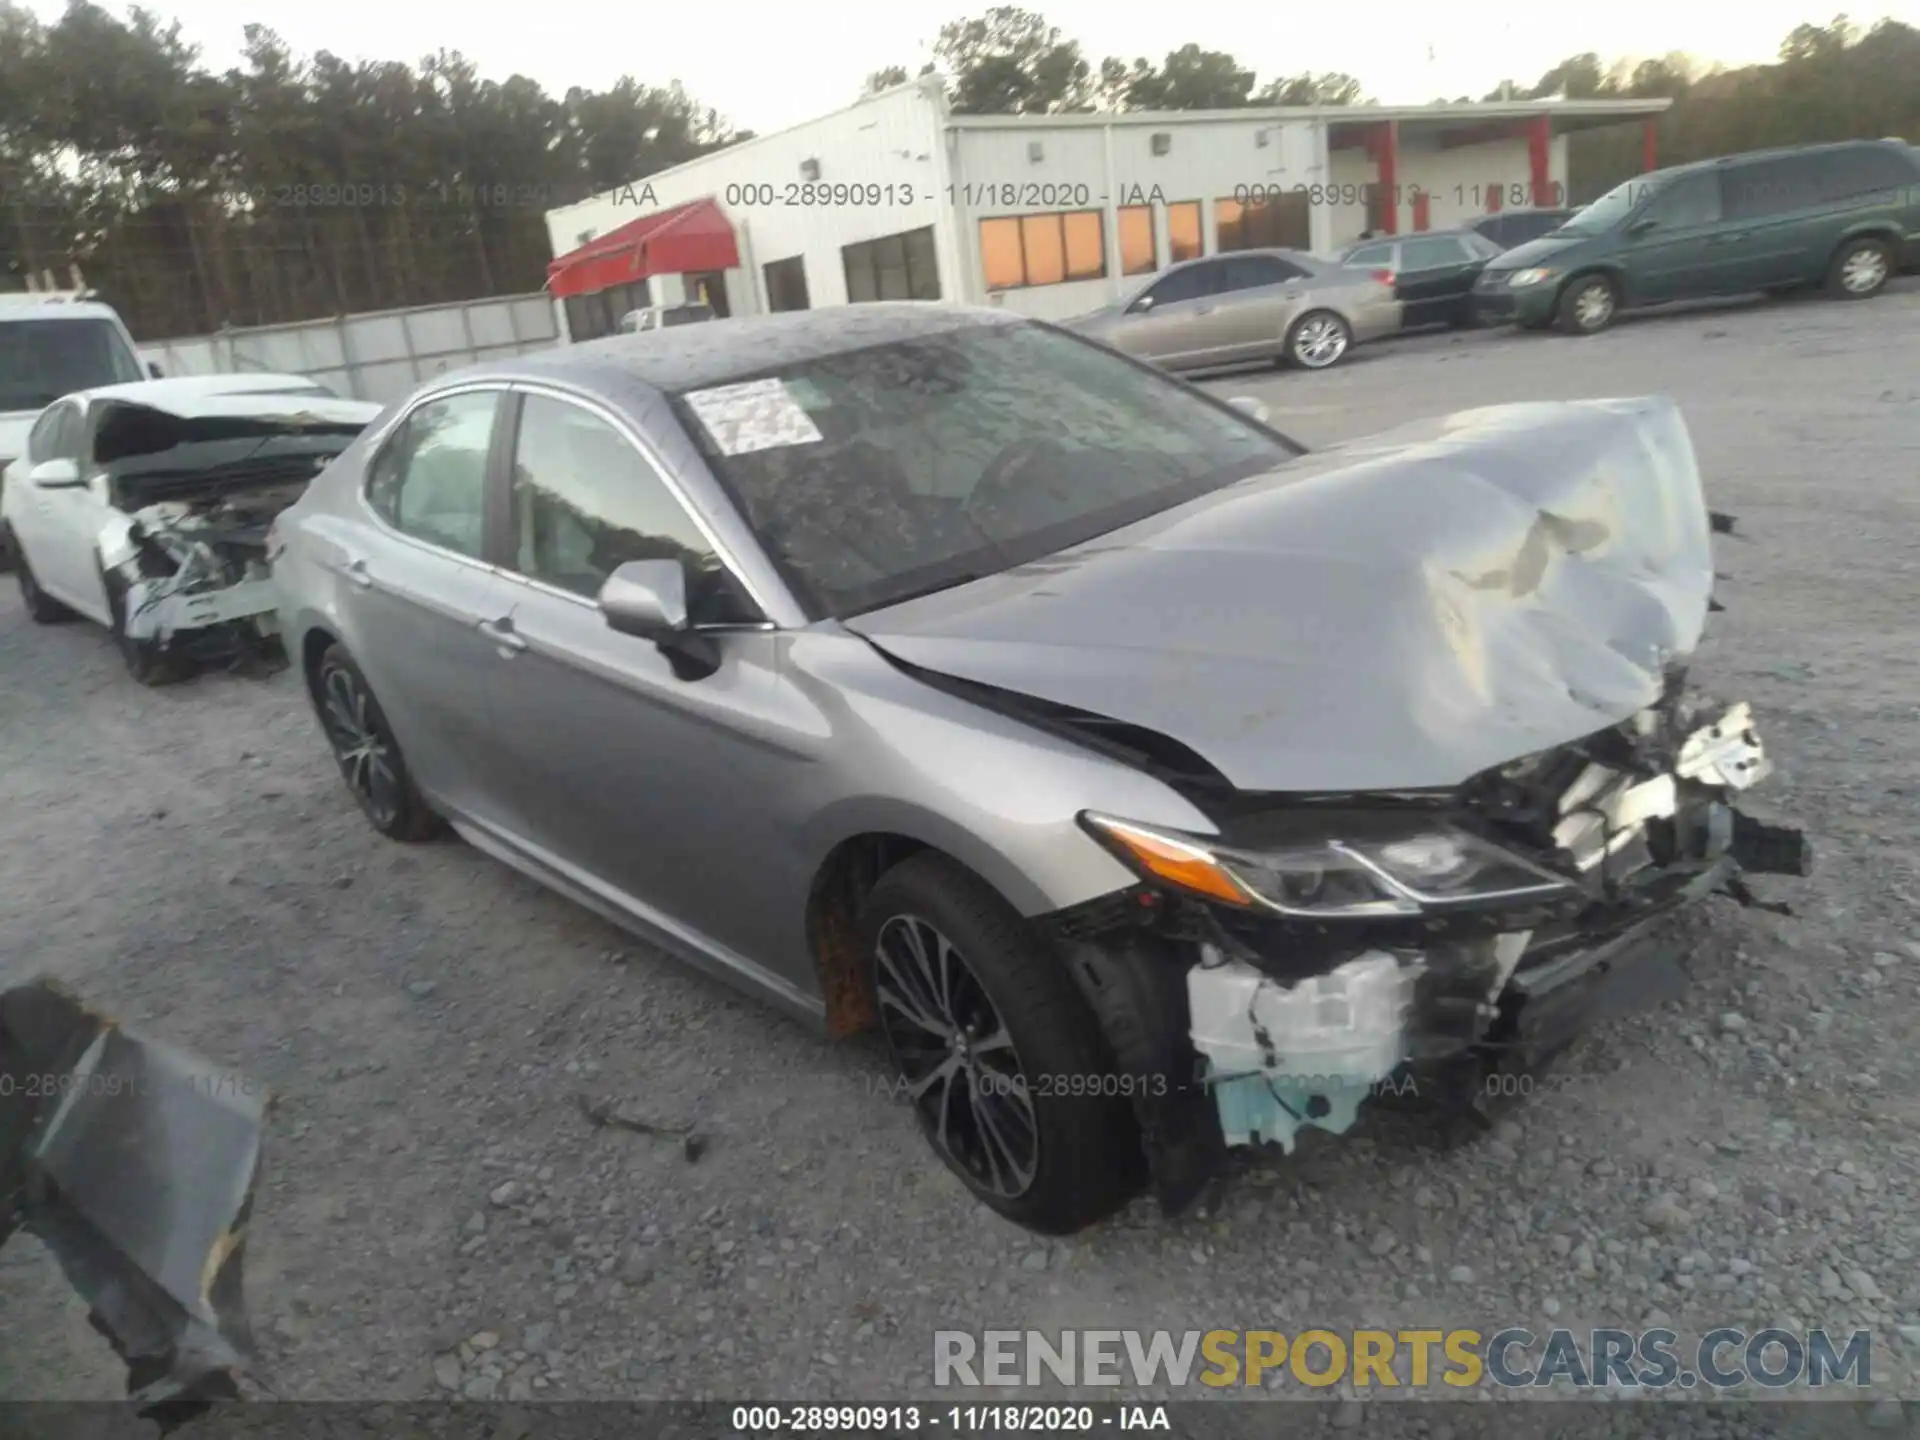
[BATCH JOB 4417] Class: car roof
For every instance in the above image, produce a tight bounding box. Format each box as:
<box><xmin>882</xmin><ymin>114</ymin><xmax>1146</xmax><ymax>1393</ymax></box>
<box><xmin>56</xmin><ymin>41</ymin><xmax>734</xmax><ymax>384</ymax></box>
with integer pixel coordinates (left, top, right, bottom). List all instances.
<box><xmin>1663</xmin><ymin>136</ymin><xmax>1913</xmax><ymax>177</ymax></box>
<box><xmin>441</xmin><ymin>303</ymin><xmax>1023</xmax><ymax>397</ymax></box>
<box><xmin>0</xmin><ymin>300</ymin><xmax>128</xmax><ymax>324</ymax></box>
<box><xmin>63</xmin><ymin>373</ymin><xmax>333</xmax><ymax>408</ymax></box>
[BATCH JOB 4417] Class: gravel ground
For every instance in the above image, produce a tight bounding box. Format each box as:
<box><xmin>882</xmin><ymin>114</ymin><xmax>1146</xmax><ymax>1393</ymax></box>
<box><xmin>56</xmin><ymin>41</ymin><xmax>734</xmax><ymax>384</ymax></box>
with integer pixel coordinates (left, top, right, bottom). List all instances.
<box><xmin>2</xmin><ymin>283</ymin><xmax>1918</xmax><ymax>1431</ymax></box>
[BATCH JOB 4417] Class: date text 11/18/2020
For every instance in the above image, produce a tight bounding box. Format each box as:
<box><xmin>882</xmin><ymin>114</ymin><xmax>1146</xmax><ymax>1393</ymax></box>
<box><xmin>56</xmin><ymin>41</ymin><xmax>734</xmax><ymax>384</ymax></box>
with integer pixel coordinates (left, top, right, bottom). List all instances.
<box><xmin>697</xmin><ymin>180</ymin><xmax>1570</xmax><ymax>211</ymax></box>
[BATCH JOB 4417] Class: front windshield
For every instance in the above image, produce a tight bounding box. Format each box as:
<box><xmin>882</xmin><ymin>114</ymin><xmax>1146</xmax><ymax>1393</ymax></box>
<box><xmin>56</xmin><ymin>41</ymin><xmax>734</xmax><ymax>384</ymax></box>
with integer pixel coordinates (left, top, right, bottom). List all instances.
<box><xmin>1556</xmin><ymin>176</ymin><xmax>1669</xmax><ymax>235</ymax></box>
<box><xmin>676</xmin><ymin>321</ymin><xmax>1302</xmax><ymax>619</ymax></box>
<box><xmin>0</xmin><ymin>319</ymin><xmax>143</xmax><ymax>411</ymax></box>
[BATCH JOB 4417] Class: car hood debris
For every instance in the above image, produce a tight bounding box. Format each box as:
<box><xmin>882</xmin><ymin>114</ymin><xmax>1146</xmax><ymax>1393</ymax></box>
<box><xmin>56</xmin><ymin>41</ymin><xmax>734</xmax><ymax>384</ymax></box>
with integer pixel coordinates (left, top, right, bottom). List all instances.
<box><xmin>1</xmin><ymin>979</ymin><xmax>265</xmax><ymax>1428</ymax></box>
<box><xmin>849</xmin><ymin>397</ymin><xmax>1714</xmax><ymax>794</ymax></box>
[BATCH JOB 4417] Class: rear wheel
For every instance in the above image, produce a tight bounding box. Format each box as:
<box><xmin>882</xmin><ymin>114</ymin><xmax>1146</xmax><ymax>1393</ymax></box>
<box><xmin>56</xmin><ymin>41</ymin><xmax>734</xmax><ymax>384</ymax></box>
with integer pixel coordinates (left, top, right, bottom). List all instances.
<box><xmin>858</xmin><ymin>853</ymin><xmax>1143</xmax><ymax>1233</ymax></box>
<box><xmin>313</xmin><ymin>643</ymin><xmax>440</xmax><ymax>840</ymax></box>
<box><xmin>1284</xmin><ymin>310</ymin><xmax>1352</xmax><ymax>370</ymax></box>
<box><xmin>1826</xmin><ymin>237</ymin><xmax>1892</xmax><ymax>300</ymax></box>
<box><xmin>1555</xmin><ymin>273</ymin><xmax>1618</xmax><ymax>334</ymax></box>
<box><xmin>16</xmin><ymin>537</ymin><xmax>77</xmax><ymax>624</ymax></box>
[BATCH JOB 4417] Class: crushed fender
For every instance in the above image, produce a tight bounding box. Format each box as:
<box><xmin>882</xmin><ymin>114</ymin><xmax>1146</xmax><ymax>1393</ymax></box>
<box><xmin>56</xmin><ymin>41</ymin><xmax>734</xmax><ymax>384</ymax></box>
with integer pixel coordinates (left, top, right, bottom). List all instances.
<box><xmin>0</xmin><ymin>979</ymin><xmax>265</xmax><ymax>1427</ymax></box>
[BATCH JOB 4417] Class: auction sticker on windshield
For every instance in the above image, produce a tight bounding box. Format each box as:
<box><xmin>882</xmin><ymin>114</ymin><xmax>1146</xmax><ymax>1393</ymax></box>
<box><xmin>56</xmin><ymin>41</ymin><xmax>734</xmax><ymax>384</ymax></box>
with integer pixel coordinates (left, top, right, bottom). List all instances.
<box><xmin>684</xmin><ymin>378</ymin><xmax>823</xmax><ymax>455</ymax></box>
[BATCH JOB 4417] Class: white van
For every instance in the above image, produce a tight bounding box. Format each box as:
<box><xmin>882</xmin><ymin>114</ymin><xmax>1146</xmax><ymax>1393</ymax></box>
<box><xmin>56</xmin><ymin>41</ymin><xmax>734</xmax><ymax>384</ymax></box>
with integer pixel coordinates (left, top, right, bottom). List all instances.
<box><xmin>0</xmin><ymin>294</ymin><xmax>154</xmax><ymax>565</ymax></box>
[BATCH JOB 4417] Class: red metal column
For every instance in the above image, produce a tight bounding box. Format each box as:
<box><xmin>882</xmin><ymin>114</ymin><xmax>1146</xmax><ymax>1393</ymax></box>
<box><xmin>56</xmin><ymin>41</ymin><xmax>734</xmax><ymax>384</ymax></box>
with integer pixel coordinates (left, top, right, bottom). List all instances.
<box><xmin>1528</xmin><ymin>114</ymin><xmax>1553</xmax><ymax>208</ymax></box>
<box><xmin>1374</xmin><ymin>119</ymin><xmax>1400</xmax><ymax>235</ymax></box>
<box><xmin>1643</xmin><ymin>118</ymin><xmax>1659</xmax><ymax>172</ymax></box>
<box><xmin>1412</xmin><ymin>190</ymin><xmax>1430</xmax><ymax>231</ymax></box>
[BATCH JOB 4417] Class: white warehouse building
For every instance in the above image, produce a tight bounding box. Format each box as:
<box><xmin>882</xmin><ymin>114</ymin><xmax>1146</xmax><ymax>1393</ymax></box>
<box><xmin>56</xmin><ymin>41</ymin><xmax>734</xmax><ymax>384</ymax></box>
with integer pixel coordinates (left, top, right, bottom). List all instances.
<box><xmin>542</xmin><ymin>77</ymin><xmax>1669</xmax><ymax>340</ymax></box>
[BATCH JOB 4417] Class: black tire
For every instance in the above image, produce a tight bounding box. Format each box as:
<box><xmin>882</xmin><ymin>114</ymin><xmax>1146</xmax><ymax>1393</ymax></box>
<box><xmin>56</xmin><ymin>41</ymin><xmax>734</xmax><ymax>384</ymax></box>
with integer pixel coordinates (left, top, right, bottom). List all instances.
<box><xmin>101</xmin><ymin>569</ymin><xmax>190</xmax><ymax>685</ymax></box>
<box><xmin>858</xmin><ymin>852</ymin><xmax>1143</xmax><ymax>1234</ymax></box>
<box><xmin>15</xmin><ymin>534</ymin><xmax>77</xmax><ymax>624</ymax></box>
<box><xmin>1825</xmin><ymin>236</ymin><xmax>1893</xmax><ymax>301</ymax></box>
<box><xmin>1282</xmin><ymin>310</ymin><xmax>1353</xmax><ymax>370</ymax></box>
<box><xmin>312</xmin><ymin>643</ymin><xmax>440</xmax><ymax>841</ymax></box>
<box><xmin>1555</xmin><ymin>273</ymin><xmax>1618</xmax><ymax>335</ymax></box>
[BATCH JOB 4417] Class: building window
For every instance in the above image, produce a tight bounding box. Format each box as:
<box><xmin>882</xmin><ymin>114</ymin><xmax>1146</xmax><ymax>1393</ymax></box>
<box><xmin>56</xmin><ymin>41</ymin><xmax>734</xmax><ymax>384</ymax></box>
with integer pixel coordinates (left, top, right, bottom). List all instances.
<box><xmin>1215</xmin><ymin>193</ymin><xmax>1311</xmax><ymax>251</ymax></box>
<box><xmin>843</xmin><ymin>227</ymin><xmax>941</xmax><ymax>303</ymax></box>
<box><xmin>978</xmin><ymin>211</ymin><xmax>1108</xmax><ymax>290</ymax></box>
<box><xmin>764</xmin><ymin>256</ymin><xmax>810</xmax><ymax>312</ymax></box>
<box><xmin>1118</xmin><ymin>205</ymin><xmax>1157</xmax><ymax>275</ymax></box>
<box><xmin>1167</xmin><ymin>201</ymin><xmax>1202</xmax><ymax>263</ymax></box>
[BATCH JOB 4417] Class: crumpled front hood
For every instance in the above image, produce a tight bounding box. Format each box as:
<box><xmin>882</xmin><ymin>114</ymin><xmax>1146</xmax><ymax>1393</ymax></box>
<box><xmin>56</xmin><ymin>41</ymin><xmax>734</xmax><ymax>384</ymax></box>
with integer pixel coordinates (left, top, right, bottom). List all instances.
<box><xmin>848</xmin><ymin>397</ymin><xmax>1714</xmax><ymax>794</ymax></box>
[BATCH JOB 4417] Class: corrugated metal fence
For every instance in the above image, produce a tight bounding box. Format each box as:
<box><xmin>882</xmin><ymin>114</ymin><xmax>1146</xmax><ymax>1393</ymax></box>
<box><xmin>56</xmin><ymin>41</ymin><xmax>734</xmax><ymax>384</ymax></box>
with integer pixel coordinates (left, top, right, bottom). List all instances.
<box><xmin>139</xmin><ymin>293</ymin><xmax>560</xmax><ymax>406</ymax></box>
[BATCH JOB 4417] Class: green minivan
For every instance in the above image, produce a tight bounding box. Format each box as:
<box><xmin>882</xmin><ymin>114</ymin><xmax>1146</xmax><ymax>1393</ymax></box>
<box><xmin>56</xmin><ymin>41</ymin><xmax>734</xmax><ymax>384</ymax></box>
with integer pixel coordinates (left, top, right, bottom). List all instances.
<box><xmin>1474</xmin><ymin>138</ymin><xmax>1920</xmax><ymax>334</ymax></box>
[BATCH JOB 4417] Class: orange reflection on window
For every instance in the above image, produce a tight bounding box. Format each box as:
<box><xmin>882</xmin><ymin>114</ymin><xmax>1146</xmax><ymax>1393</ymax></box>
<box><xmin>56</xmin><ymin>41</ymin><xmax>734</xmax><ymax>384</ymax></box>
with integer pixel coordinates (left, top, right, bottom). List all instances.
<box><xmin>1063</xmin><ymin>211</ymin><xmax>1105</xmax><ymax>280</ymax></box>
<box><xmin>1118</xmin><ymin>205</ymin><xmax>1156</xmax><ymax>274</ymax></box>
<box><xmin>1168</xmin><ymin>201</ymin><xmax>1202</xmax><ymax>262</ymax></box>
<box><xmin>979</xmin><ymin>217</ymin><xmax>1024</xmax><ymax>290</ymax></box>
<box><xmin>1020</xmin><ymin>214</ymin><xmax>1066</xmax><ymax>285</ymax></box>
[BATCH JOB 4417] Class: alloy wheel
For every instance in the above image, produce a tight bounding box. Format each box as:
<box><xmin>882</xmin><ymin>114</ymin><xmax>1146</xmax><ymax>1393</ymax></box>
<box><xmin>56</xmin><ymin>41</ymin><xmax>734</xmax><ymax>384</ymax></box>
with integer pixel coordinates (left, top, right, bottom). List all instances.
<box><xmin>1573</xmin><ymin>281</ymin><xmax>1614</xmax><ymax>331</ymax></box>
<box><xmin>1840</xmin><ymin>246</ymin><xmax>1887</xmax><ymax>295</ymax></box>
<box><xmin>1291</xmin><ymin>315</ymin><xmax>1349</xmax><ymax>368</ymax></box>
<box><xmin>873</xmin><ymin>913</ymin><xmax>1039</xmax><ymax>1198</ymax></box>
<box><xmin>320</xmin><ymin>664</ymin><xmax>402</xmax><ymax>828</ymax></box>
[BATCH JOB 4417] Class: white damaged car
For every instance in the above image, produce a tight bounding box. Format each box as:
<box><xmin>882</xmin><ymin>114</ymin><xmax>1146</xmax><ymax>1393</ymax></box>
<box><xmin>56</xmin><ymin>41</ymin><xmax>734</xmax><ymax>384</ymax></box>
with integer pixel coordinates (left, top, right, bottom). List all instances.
<box><xmin>2</xmin><ymin>374</ymin><xmax>381</xmax><ymax>683</ymax></box>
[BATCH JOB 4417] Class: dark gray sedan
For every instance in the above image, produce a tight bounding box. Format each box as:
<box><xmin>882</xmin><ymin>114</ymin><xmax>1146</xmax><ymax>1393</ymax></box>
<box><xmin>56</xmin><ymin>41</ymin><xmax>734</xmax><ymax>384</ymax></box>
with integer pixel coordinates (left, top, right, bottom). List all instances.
<box><xmin>271</xmin><ymin>305</ymin><xmax>1805</xmax><ymax>1233</ymax></box>
<box><xmin>1061</xmin><ymin>249</ymin><xmax>1401</xmax><ymax>372</ymax></box>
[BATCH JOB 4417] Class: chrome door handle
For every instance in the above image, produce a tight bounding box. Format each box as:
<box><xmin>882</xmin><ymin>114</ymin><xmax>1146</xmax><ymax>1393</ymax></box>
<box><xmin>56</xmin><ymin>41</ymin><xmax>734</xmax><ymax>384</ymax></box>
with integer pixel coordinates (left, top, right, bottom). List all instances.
<box><xmin>477</xmin><ymin>615</ymin><xmax>527</xmax><ymax>654</ymax></box>
<box><xmin>342</xmin><ymin>557</ymin><xmax>373</xmax><ymax>589</ymax></box>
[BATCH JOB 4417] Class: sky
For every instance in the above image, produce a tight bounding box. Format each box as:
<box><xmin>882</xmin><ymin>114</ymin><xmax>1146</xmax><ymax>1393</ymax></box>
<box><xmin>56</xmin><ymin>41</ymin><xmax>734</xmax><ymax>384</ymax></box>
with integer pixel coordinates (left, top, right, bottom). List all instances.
<box><xmin>28</xmin><ymin>0</ymin><xmax>1920</xmax><ymax>135</ymax></box>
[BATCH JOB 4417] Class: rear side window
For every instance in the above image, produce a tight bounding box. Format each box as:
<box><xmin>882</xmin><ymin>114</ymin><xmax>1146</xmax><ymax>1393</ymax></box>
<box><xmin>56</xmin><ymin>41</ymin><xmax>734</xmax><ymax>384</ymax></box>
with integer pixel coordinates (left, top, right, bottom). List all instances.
<box><xmin>365</xmin><ymin>390</ymin><xmax>500</xmax><ymax>559</ymax></box>
<box><xmin>1219</xmin><ymin>256</ymin><xmax>1306</xmax><ymax>292</ymax></box>
<box><xmin>1814</xmin><ymin>144</ymin><xmax>1917</xmax><ymax>202</ymax></box>
<box><xmin>1344</xmin><ymin>242</ymin><xmax>1396</xmax><ymax>269</ymax></box>
<box><xmin>1722</xmin><ymin>155</ymin><xmax>1822</xmax><ymax>220</ymax></box>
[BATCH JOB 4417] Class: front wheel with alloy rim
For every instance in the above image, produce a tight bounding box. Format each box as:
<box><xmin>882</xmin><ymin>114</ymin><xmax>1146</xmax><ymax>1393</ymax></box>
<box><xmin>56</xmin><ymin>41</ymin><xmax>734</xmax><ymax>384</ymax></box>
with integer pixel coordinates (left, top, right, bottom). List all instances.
<box><xmin>313</xmin><ymin>644</ymin><xmax>440</xmax><ymax>840</ymax></box>
<box><xmin>1284</xmin><ymin>310</ymin><xmax>1352</xmax><ymax>370</ymax></box>
<box><xmin>1826</xmin><ymin>238</ymin><xmax>1892</xmax><ymax>300</ymax></box>
<box><xmin>858</xmin><ymin>852</ymin><xmax>1145</xmax><ymax>1233</ymax></box>
<box><xmin>1556</xmin><ymin>274</ymin><xmax>1618</xmax><ymax>334</ymax></box>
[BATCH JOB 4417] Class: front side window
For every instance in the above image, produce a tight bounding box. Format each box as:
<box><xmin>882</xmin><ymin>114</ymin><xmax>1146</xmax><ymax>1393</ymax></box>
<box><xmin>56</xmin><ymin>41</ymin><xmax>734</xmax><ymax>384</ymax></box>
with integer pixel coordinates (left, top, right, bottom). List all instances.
<box><xmin>506</xmin><ymin>393</ymin><xmax>753</xmax><ymax>623</ymax></box>
<box><xmin>1644</xmin><ymin>172</ymin><xmax>1722</xmax><ymax>229</ymax></box>
<box><xmin>0</xmin><ymin>320</ymin><xmax>143</xmax><ymax>413</ymax></box>
<box><xmin>1558</xmin><ymin>176</ymin><xmax>1667</xmax><ymax>235</ymax></box>
<box><xmin>1343</xmin><ymin>242</ymin><xmax>1397</xmax><ymax>270</ymax></box>
<box><xmin>674</xmin><ymin>321</ymin><xmax>1301</xmax><ymax>619</ymax></box>
<box><xmin>365</xmin><ymin>390</ymin><xmax>499</xmax><ymax>559</ymax></box>
<box><xmin>1140</xmin><ymin>263</ymin><xmax>1219</xmax><ymax>308</ymax></box>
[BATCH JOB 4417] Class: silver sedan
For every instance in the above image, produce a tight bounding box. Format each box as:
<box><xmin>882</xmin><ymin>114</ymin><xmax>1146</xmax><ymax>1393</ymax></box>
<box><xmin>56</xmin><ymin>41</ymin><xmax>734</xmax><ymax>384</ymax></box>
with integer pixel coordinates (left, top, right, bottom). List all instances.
<box><xmin>271</xmin><ymin>304</ymin><xmax>1802</xmax><ymax>1233</ymax></box>
<box><xmin>1061</xmin><ymin>249</ymin><xmax>1401</xmax><ymax>372</ymax></box>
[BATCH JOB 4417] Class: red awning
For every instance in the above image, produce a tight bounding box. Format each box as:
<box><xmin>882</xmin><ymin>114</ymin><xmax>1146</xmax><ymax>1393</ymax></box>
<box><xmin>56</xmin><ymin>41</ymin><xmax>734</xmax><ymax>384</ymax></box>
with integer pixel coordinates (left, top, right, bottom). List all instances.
<box><xmin>545</xmin><ymin>196</ymin><xmax>740</xmax><ymax>300</ymax></box>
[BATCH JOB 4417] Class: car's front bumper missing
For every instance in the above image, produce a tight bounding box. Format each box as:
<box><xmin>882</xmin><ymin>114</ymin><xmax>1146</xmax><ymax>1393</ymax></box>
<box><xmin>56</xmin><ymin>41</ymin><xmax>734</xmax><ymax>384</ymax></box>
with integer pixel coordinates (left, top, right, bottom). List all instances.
<box><xmin>1047</xmin><ymin>693</ymin><xmax>1811</xmax><ymax>1211</ymax></box>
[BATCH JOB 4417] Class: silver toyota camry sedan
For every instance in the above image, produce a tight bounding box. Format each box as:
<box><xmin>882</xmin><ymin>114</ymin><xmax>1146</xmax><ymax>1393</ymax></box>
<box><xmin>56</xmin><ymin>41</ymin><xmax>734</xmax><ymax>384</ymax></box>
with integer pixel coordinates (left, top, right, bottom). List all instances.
<box><xmin>272</xmin><ymin>304</ymin><xmax>1807</xmax><ymax>1233</ymax></box>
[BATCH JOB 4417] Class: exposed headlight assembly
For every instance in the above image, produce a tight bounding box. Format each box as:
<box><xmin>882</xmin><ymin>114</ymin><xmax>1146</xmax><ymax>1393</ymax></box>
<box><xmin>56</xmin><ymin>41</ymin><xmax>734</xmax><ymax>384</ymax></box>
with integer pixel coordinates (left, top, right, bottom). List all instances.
<box><xmin>1081</xmin><ymin>812</ymin><xmax>1575</xmax><ymax>918</ymax></box>
<box><xmin>1506</xmin><ymin>268</ymin><xmax>1557</xmax><ymax>288</ymax></box>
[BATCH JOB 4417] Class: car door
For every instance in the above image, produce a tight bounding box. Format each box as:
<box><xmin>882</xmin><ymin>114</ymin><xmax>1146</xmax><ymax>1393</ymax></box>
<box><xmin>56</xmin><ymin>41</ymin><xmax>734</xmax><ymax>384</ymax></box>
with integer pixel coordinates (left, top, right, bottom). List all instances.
<box><xmin>14</xmin><ymin>400</ymin><xmax>103</xmax><ymax>615</ymax></box>
<box><xmin>345</xmin><ymin>385</ymin><xmax>521</xmax><ymax>825</ymax></box>
<box><xmin>1207</xmin><ymin>255</ymin><xmax>1313</xmax><ymax>361</ymax></box>
<box><xmin>1395</xmin><ymin>235</ymin><xmax>1481</xmax><ymax>327</ymax></box>
<box><xmin>476</xmin><ymin>386</ymin><xmax>807</xmax><ymax>977</ymax></box>
<box><xmin>1714</xmin><ymin>155</ymin><xmax>1830</xmax><ymax>292</ymax></box>
<box><xmin>1621</xmin><ymin>171</ymin><xmax>1735</xmax><ymax>304</ymax></box>
<box><xmin>1109</xmin><ymin>261</ymin><xmax>1224</xmax><ymax>368</ymax></box>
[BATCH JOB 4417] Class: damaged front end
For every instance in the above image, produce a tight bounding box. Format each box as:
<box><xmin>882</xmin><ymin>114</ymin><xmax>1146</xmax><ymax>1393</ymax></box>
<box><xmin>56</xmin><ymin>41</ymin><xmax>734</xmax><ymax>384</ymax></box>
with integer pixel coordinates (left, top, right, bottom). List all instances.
<box><xmin>0</xmin><ymin>980</ymin><xmax>265</xmax><ymax>1426</ymax></box>
<box><xmin>92</xmin><ymin>394</ymin><xmax>378</xmax><ymax>676</ymax></box>
<box><xmin>1045</xmin><ymin>677</ymin><xmax>1810</xmax><ymax>1213</ymax></box>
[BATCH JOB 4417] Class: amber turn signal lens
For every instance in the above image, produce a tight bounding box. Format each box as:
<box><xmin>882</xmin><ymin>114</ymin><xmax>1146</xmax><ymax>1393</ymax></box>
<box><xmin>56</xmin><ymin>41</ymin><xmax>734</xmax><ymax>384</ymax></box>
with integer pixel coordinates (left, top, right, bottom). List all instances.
<box><xmin>1086</xmin><ymin>817</ymin><xmax>1253</xmax><ymax>907</ymax></box>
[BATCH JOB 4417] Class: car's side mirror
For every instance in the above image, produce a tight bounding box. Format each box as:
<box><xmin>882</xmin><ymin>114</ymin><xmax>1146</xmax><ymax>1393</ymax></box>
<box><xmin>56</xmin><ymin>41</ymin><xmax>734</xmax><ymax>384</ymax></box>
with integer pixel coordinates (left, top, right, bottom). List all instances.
<box><xmin>597</xmin><ymin>558</ymin><xmax>720</xmax><ymax>678</ymax></box>
<box><xmin>1127</xmin><ymin>294</ymin><xmax>1156</xmax><ymax>314</ymax></box>
<box><xmin>1626</xmin><ymin>217</ymin><xmax>1658</xmax><ymax>237</ymax></box>
<box><xmin>29</xmin><ymin>459</ymin><xmax>84</xmax><ymax>490</ymax></box>
<box><xmin>146</xmin><ymin>360</ymin><xmax>164</xmax><ymax>379</ymax></box>
<box><xmin>598</xmin><ymin>558</ymin><xmax>688</xmax><ymax>640</ymax></box>
<box><xmin>1226</xmin><ymin>396</ymin><xmax>1270</xmax><ymax>425</ymax></box>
